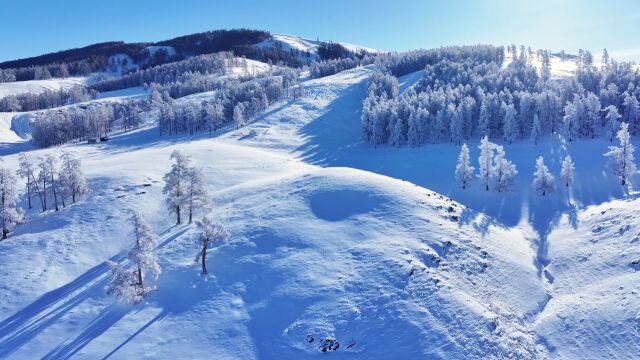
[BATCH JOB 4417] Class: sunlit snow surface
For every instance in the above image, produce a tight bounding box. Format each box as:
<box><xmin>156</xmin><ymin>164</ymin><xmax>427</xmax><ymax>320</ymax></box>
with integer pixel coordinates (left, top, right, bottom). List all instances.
<box><xmin>0</xmin><ymin>58</ymin><xmax>638</xmax><ymax>359</ymax></box>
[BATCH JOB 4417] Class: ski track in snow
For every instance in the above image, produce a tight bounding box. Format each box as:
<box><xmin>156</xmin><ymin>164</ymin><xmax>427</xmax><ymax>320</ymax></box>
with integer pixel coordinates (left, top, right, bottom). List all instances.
<box><xmin>0</xmin><ymin>62</ymin><xmax>638</xmax><ymax>359</ymax></box>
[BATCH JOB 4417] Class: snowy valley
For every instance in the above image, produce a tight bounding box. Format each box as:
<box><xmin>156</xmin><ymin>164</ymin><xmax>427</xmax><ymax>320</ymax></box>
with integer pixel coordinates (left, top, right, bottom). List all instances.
<box><xmin>0</xmin><ymin>30</ymin><xmax>639</xmax><ymax>360</ymax></box>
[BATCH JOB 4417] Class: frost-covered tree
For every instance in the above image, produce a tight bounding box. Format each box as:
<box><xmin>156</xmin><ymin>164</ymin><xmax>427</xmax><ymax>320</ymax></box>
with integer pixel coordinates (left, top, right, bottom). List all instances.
<box><xmin>106</xmin><ymin>261</ymin><xmax>141</xmax><ymax>303</ymax></box>
<box><xmin>560</xmin><ymin>155</ymin><xmax>575</xmax><ymax>187</ymax></box>
<box><xmin>533</xmin><ymin>156</ymin><xmax>555</xmax><ymax>196</ymax></box>
<box><xmin>530</xmin><ymin>114</ymin><xmax>541</xmax><ymax>145</ymax></box>
<box><xmin>233</xmin><ymin>102</ymin><xmax>245</xmax><ymax>130</ymax></box>
<box><xmin>455</xmin><ymin>143</ymin><xmax>475</xmax><ymax>189</ymax></box>
<box><xmin>622</xmin><ymin>92</ymin><xmax>639</xmax><ymax>134</ymax></box>
<box><xmin>0</xmin><ymin>166</ymin><xmax>24</xmax><ymax>239</ymax></box>
<box><xmin>59</xmin><ymin>153</ymin><xmax>87</xmax><ymax>204</ymax></box>
<box><xmin>492</xmin><ymin>145</ymin><xmax>518</xmax><ymax>192</ymax></box>
<box><xmin>502</xmin><ymin>103</ymin><xmax>518</xmax><ymax>144</ymax></box>
<box><xmin>42</xmin><ymin>155</ymin><xmax>62</xmax><ymax>210</ymax></box>
<box><xmin>478</xmin><ymin>136</ymin><xmax>495</xmax><ymax>191</ymax></box>
<box><xmin>195</xmin><ymin>215</ymin><xmax>229</xmax><ymax>275</ymax></box>
<box><xmin>163</xmin><ymin>151</ymin><xmax>191</xmax><ymax>224</ymax></box>
<box><xmin>604</xmin><ymin>123</ymin><xmax>636</xmax><ymax>185</ymax></box>
<box><xmin>128</xmin><ymin>211</ymin><xmax>161</xmax><ymax>293</ymax></box>
<box><xmin>16</xmin><ymin>154</ymin><xmax>36</xmax><ymax>209</ymax></box>
<box><xmin>185</xmin><ymin>166</ymin><xmax>209</xmax><ymax>224</ymax></box>
<box><xmin>605</xmin><ymin>105</ymin><xmax>621</xmax><ymax>142</ymax></box>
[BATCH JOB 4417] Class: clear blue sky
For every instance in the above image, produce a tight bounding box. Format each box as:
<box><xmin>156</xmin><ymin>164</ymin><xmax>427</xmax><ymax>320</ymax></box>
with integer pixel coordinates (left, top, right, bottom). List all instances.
<box><xmin>1</xmin><ymin>0</ymin><xmax>639</xmax><ymax>62</ymax></box>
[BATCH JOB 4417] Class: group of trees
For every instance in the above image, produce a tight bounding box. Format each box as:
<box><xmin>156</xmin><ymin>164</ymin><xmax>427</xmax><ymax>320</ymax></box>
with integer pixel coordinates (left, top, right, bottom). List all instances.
<box><xmin>0</xmin><ymin>152</ymin><xmax>87</xmax><ymax>240</ymax></box>
<box><xmin>28</xmin><ymin>98</ymin><xmax>149</xmax><ymax>147</ymax></box>
<box><xmin>156</xmin><ymin>70</ymin><xmax>301</xmax><ymax>136</ymax></box>
<box><xmin>16</xmin><ymin>152</ymin><xmax>88</xmax><ymax>212</ymax></box>
<box><xmin>107</xmin><ymin>151</ymin><xmax>228</xmax><ymax>303</ymax></box>
<box><xmin>361</xmin><ymin>46</ymin><xmax>640</xmax><ymax>148</ymax></box>
<box><xmin>455</xmin><ymin>122</ymin><xmax>636</xmax><ymax>193</ymax></box>
<box><xmin>0</xmin><ymin>86</ymin><xmax>98</xmax><ymax>112</ymax></box>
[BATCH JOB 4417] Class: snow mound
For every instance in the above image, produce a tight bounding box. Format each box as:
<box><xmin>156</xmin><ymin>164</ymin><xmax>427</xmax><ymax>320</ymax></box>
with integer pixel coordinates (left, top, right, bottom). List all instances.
<box><xmin>535</xmin><ymin>195</ymin><xmax>640</xmax><ymax>359</ymax></box>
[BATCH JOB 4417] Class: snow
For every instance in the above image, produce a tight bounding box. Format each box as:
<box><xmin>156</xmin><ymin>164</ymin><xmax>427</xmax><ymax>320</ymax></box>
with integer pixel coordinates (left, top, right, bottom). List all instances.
<box><xmin>144</xmin><ymin>45</ymin><xmax>176</xmax><ymax>58</ymax></box>
<box><xmin>0</xmin><ymin>59</ymin><xmax>638</xmax><ymax>359</ymax></box>
<box><xmin>255</xmin><ymin>34</ymin><xmax>379</xmax><ymax>60</ymax></box>
<box><xmin>0</xmin><ymin>77</ymin><xmax>86</xmax><ymax>98</ymax></box>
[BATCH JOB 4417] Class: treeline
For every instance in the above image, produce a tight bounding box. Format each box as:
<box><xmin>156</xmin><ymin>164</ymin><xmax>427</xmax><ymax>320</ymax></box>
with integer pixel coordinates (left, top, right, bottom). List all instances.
<box><xmin>157</xmin><ymin>71</ymin><xmax>302</xmax><ymax>135</ymax></box>
<box><xmin>0</xmin><ymin>86</ymin><xmax>98</xmax><ymax>112</ymax></box>
<box><xmin>0</xmin><ymin>57</ymin><xmax>110</xmax><ymax>82</ymax></box>
<box><xmin>361</xmin><ymin>45</ymin><xmax>640</xmax><ymax>147</ymax></box>
<box><xmin>28</xmin><ymin>98</ymin><xmax>150</xmax><ymax>147</ymax></box>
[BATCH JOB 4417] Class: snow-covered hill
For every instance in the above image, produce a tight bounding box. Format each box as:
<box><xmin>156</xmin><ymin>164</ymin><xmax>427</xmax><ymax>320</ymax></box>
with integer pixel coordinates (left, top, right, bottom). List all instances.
<box><xmin>0</xmin><ymin>77</ymin><xmax>86</xmax><ymax>98</ymax></box>
<box><xmin>255</xmin><ymin>34</ymin><xmax>380</xmax><ymax>60</ymax></box>
<box><xmin>0</xmin><ymin>46</ymin><xmax>639</xmax><ymax>360</ymax></box>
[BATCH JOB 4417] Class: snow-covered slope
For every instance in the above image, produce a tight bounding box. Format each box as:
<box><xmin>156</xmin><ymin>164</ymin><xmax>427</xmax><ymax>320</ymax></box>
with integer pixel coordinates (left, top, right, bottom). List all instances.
<box><xmin>0</xmin><ymin>133</ymin><xmax>547</xmax><ymax>358</ymax></box>
<box><xmin>255</xmin><ymin>34</ymin><xmax>379</xmax><ymax>60</ymax></box>
<box><xmin>0</xmin><ymin>53</ymin><xmax>638</xmax><ymax>359</ymax></box>
<box><xmin>0</xmin><ymin>77</ymin><xmax>86</xmax><ymax>98</ymax></box>
<box><xmin>535</xmin><ymin>196</ymin><xmax>640</xmax><ymax>359</ymax></box>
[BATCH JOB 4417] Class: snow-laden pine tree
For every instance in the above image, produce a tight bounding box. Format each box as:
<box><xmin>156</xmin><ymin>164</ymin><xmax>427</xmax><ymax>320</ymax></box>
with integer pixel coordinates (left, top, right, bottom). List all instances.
<box><xmin>195</xmin><ymin>215</ymin><xmax>229</xmax><ymax>274</ymax></box>
<box><xmin>59</xmin><ymin>153</ymin><xmax>87</xmax><ymax>204</ymax></box>
<box><xmin>492</xmin><ymin>145</ymin><xmax>518</xmax><ymax>192</ymax></box>
<box><xmin>127</xmin><ymin>211</ymin><xmax>161</xmax><ymax>295</ymax></box>
<box><xmin>0</xmin><ymin>165</ymin><xmax>24</xmax><ymax>239</ymax></box>
<box><xmin>530</xmin><ymin>114</ymin><xmax>541</xmax><ymax>145</ymax></box>
<box><xmin>478</xmin><ymin>136</ymin><xmax>495</xmax><ymax>191</ymax></box>
<box><xmin>502</xmin><ymin>103</ymin><xmax>518</xmax><ymax>144</ymax></box>
<box><xmin>604</xmin><ymin>123</ymin><xmax>637</xmax><ymax>185</ymax></box>
<box><xmin>560</xmin><ymin>155</ymin><xmax>575</xmax><ymax>187</ymax></box>
<box><xmin>186</xmin><ymin>166</ymin><xmax>209</xmax><ymax>224</ymax></box>
<box><xmin>163</xmin><ymin>150</ymin><xmax>191</xmax><ymax>224</ymax></box>
<box><xmin>455</xmin><ymin>144</ymin><xmax>474</xmax><ymax>189</ymax></box>
<box><xmin>532</xmin><ymin>156</ymin><xmax>555</xmax><ymax>196</ymax></box>
<box><xmin>449</xmin><ymin>106</ymin><xmax>464</xmax><ymax>145</ymax></box>
<box><xmin>605</xmin><ymin>105</ymin><xmax>621</xmax><ymax>142</ymax></box>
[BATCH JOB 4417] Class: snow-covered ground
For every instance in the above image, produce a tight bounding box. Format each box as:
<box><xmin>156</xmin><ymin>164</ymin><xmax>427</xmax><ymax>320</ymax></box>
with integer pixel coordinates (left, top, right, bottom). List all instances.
<box><xmin>255</xmin><ymin>34</ymin><xmax>380</xmax><ymax>60</ymax></box>
<box><xmin>0</xmin><ymin>61</ymin><xmax>638</xmax><ymax>359</ymax></box>
<box><xmin>0</xmin><ymin>77</ymin><xmax>86</xmax><ymax>98</ymax></box>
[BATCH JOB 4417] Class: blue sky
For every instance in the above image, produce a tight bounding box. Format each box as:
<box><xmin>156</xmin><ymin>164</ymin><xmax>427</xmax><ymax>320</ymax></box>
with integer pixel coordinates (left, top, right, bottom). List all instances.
<box><xmin>1</xmin><ymin>0</ymin><xmax>639</xmax><ymax>62</ymax></box>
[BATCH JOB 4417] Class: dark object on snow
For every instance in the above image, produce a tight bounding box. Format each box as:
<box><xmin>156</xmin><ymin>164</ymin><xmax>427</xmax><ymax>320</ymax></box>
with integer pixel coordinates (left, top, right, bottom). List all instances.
<box><xmin>631</xmin><ymin>260</ymin><xmax>640</xmax><ymax>270</ymax></box>
<box><xmin>319</xmin><ymin>337</ymin><xmax>340</xmax><ymax>352</ymax></box>
<box><xmin>87</xmin><ymin>138</ymin><xmax>98</xmax><ymax>144</ymax></box>
<box><xmin>307</xmin><ymin>334</ymin><xmax>315</xmax><ymax>343</ymax></box>
<box><xmin>346</xmin><ymin>342</ymin><xmax>356</xmax><ymax>349</ymax></box>
<box><xmin>100</xmin><ymin>136</ymin><xmax>110</xmax><ymax>142</ymax></box>
<box><xmin>142</xmin><ymin>183</ymin><xmax>152</xmax><ymax>187</ymax></box>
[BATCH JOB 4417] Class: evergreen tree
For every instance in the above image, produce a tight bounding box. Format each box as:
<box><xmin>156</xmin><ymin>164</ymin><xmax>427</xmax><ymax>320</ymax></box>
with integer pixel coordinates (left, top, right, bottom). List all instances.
<box><xmin>492</xmin><ymin>145</ymin><xmax>518</xmax><ymax>192</ymax></box>
<box><xmin>561</xmin><ymin>155</ymin><xmax>575</xmax><ymax>187</ymax></box>
<box><xmin>477</xmin><ymin>136</ymin><xmax>495</xmax><ymax>191</ymax></box>
<box><xmin>455</xmin><ymin>144</ymin><xmax>475</xmax><ymax>189</ymax></box>
<box><xmin>605</xmin><ymin>105</ymin><xmax>621</xmax><ymax>142</ymax></box>
<box><xmin>604</xmin><ymin>123</ymin><xmax>636</xmax><ymax>185</ymax></box>
<box><xmin>533</xmin><ymin>156</ymin><xmax>555</xmax><ymax>196</ymax></box>
<box><xmin>530</xmin><ymin>114</ymin><xmax>542</xmax><ymax>145</ymax></box>
<box><xmin>502</xmin><ymin>103</ymin><xmax>518</xmax><ymax>144</ymax></box>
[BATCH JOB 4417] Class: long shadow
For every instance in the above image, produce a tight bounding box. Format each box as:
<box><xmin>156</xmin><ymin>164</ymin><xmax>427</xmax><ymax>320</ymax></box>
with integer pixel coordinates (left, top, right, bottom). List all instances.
<box><xmin>0</xmin><ymin>226</ymin><xmax>188</xmax><ymax>358</ymax></box>
<box><xmin>0</xmin><ymin>259</ymin><xmax>117</xmax><ymax>358</ymax></box>
<box><xmin>41</xmin><ymin>305</ymin><xmax>130</xmax><ymax>360</ymax></box>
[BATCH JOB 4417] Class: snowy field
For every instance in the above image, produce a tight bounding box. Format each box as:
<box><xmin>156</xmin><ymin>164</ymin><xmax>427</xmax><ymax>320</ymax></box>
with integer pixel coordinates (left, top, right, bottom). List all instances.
<box><xmin>0</xmin><ymin>77</ymin><xmax>86</xmax><ymax>98</ymax></box>
<box><xmin>0</xmin><ymin>58</ymin><xmax>639</xmax><ymax>360</ymax></box>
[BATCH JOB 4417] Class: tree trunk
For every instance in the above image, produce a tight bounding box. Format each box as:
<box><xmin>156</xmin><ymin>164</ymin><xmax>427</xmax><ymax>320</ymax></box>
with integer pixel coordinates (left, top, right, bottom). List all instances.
<box><xmin>51</xmin><ymin>172</ymin><xmax>59</xmax><ymax>211</ymax></box>
<box><xmin>201</xmin><ymin>246</ymin><xmax>208</xmax><ymax>274</ymax></box>
<box><xmin>176</xmin><ymin>205</ymin><xmax>181</xmax><ymax>224</ymax></box>
<box><xmin>26</xmin><ymin>182</ymin><xmax>32</xmax><ymax>209</ymax></box>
